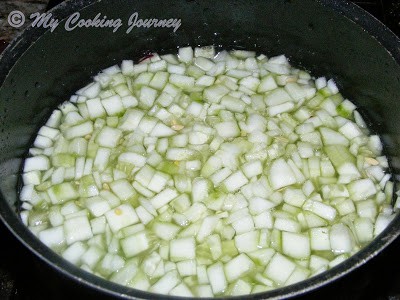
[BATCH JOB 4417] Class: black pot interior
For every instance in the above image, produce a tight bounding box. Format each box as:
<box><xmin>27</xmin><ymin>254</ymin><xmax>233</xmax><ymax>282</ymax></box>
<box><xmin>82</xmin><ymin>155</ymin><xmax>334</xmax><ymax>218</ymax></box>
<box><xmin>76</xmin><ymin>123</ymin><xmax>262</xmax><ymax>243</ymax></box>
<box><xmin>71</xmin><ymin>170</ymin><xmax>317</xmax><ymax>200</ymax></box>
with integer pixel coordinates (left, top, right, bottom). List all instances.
<box><xmin>0</xmin><ymin>0</ymin><xmax>400</xmax><ymax>299</ymax></box>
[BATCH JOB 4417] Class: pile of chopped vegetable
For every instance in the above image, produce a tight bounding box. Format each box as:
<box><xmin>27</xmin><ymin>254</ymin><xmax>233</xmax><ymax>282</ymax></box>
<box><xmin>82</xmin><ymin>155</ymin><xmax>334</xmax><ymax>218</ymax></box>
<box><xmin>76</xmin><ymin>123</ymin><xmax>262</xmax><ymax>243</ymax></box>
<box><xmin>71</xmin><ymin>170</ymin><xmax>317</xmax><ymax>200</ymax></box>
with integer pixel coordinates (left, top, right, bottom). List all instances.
<box><xmin>19</xmin><ymin>46</ymin><xmax>397</xmax><ymax>297</ymax></box>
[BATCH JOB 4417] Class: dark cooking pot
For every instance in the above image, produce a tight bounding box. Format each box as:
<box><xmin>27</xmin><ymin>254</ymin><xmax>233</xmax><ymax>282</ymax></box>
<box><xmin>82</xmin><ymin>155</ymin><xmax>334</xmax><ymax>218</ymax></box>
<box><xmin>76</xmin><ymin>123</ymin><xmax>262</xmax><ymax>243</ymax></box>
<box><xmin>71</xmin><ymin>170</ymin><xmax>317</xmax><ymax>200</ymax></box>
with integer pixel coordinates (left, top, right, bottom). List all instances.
<box><xmin>0</xmin><ymin>0</ymin><xmax>400</xmax><ymax>299</ymax></box>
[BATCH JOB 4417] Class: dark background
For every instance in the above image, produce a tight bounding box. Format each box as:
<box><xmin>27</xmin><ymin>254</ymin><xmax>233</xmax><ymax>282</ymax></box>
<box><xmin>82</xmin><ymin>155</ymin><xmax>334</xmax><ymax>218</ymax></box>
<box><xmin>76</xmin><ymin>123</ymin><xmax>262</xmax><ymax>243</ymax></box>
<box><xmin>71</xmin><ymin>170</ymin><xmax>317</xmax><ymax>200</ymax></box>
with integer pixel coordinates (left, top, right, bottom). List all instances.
<box><xmin>0</xmin><ymin>0</ymin><xmax>400</xmax><ymax>299</ymax></box>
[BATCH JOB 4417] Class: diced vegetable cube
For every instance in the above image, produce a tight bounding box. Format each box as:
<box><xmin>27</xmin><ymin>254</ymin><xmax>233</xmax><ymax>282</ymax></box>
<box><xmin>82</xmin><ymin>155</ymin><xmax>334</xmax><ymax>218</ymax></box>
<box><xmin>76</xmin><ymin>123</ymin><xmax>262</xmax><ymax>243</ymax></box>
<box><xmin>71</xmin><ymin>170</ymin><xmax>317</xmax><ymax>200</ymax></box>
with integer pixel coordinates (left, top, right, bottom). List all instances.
<box><xmin>105</xmin><ymin>204</ymin><xmax>139</xmax><ymax>232</ymax></box>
